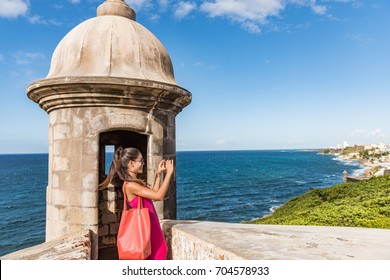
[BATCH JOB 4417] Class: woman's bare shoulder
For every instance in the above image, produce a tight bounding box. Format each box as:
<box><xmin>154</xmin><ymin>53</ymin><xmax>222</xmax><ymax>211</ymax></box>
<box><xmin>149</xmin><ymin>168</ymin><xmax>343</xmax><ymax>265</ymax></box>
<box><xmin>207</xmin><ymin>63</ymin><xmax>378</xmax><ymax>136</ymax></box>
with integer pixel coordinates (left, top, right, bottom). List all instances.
<box><xmin>124</xmin><ymin>181</ymin><xmax>147</xmax><ymax>190</ymax></box>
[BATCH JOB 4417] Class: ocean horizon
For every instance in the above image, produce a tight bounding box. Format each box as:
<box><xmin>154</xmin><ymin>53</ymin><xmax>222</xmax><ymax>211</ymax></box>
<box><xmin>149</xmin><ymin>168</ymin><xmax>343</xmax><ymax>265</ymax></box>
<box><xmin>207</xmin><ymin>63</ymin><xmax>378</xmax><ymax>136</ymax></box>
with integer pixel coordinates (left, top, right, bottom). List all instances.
<box><xmin>0</xmin><ymin>149</ymin><xmax>364</xmax><ymax>256</ymax></box>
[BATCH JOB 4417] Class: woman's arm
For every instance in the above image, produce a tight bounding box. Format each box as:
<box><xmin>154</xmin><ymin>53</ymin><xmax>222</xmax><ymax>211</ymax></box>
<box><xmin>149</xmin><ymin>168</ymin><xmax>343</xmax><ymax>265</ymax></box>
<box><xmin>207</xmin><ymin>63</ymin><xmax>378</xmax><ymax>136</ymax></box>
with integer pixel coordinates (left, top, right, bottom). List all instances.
<box><xmin>152</xmin><ymin>160</ymin><xmax>166</xmax><ymax>191</ymax></box>
<box><xmin>126</xmin><ymin>160</ymin><xmax>174</xmax><ymax>201</ymax></box>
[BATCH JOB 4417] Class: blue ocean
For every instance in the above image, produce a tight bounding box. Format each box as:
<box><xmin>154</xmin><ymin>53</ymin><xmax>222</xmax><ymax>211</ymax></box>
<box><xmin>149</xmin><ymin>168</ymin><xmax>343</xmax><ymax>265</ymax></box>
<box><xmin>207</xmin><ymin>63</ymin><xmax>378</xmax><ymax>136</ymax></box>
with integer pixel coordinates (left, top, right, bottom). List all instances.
<box><xmin>0</xmin><ymin>150</ymin><xmax>363</xmax><ymax>256</ymax></box>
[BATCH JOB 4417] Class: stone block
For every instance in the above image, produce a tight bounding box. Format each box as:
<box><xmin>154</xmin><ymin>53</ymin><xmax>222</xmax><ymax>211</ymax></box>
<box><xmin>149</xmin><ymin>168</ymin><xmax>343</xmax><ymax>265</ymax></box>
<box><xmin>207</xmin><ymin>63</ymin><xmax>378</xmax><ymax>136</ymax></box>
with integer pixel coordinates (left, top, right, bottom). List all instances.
<box><xmin>82</xmin><ymin>173</ymin><xmax>97</xmax><ymax>191</ymax></box>
<box><xmin>52</xmin><ymin>140</ymin><xmax>62</xmax><ymax>156</ymax></box>
<box><xmin>68</xmin><ymin>191</ymin><xmax>83</xmax><ymax>207</ymax></box>
<box><xmin>58</xmin><ymin>205</ymin><xmax>70</xmax><ymax>221</ymax></box>
<box><xmin>163</xmin><ymin>139</ymin><xmax>176</xmax><ymax>155</ymax></box>
<box><xmin>58</xmin><ymin>109</ymin><xmax>72</xmax><ymax>123</ymax></box>
<box><xmin>81</xmin><ymin>155</ymin><xmax>99</xmax><ymax>174</ymax></box>
<box><xmin>57</xmin><ymin>171</ymin><xmax>82</xmax><ymax>191</ymax></box>
<box><xmin>102</xmin><ymin>213</ymin><xmax>118</xmax><ymax>224</ymax></box>
<box><xmin>108</xmin><ymin>200</ymin><xmax>118</xmax><ymax>212</ymax></box>
<box><xmin>71</xmin><ymin>114</ymin><xmax>83</xmax><ymax>137</ymax></box>
<box><xmin>100</xmin><ymin>189</ymin><xmax>109</xmax><ymax>201</ymax></box>
<box><xmin>70</xmin><ymin>156</ymin><xmax>82</xmax><ymax>172</ymax></box>
<box><xmin>102</xmin><ymin>235</ymin><xmax>117</xmax><ymax>246</ymax></box>
<box><xmin>68</xmin><ymin>207</ymin><xmax>83</xmax><ymax>224</ymax></box>
<box><xmin>51</xmin><ymin>188</ymin><xmax>69</xmax><ymax>205</ymax></box>
<box><xmin>53</xmin><ymin>156</ymin><xmax>69</xmax><ymax>171</ymax></box>
<box><xmin>98</xmin><ymin>225</ymin><xmax>109</xmax><ymax>237</ymax></box>
<box><xmin>148</xmin><ymin>119</ymin><xmax>164</xmax><ymax>139</ymax></box>
<box><xmin>46</xmin><ymin>203</ymin><xmax>58</xmax><ymax>221</ymax></box>
<box><xmin>82</xmin><ymin>207</ymin><xmax>98</xmax><ymax>225</ymax></box>
<box><xmin>110</xmin><ymin>223</ymin><xmax>120</xmax><ymax>235</ymax></box>
<box><xmin>48</xmin><ymin>126</ymin><xmax>53</xmax><ymax>145</ymax></box>
<box><xmin>106</xmin><ymin>185</ymin><xmax>117</xmax><ymax>201</ymax></box>
<box><xmin>150</xmin><ymin>139</ymin><xmax>163</xmax><ymax>155</ymax></box>
<box><xmin>49</xmin><ymin>110</ymin><xmax>58</xmax><ymax>124</ymax></box>
<box><xmin>46</xmin><ymin>220</ymin><xmax>69</xmax><ymax>241</ymax></box>
<box><xmin>50</xmin><ymin>174</ymin><xmax>59</xmax><ymax>188</ymax></box>
<box><xmin>70</xmin><ymin>139</ymin><xmax>83</xmax><ymax>156</ymax></box>
<box><xmin>99</xmin><ymin>201</ymin><xmax>108</xmax><ymax>211</ymax></box>
<box><xmin>46</xmin><ymin>185</ymin><xmax>52</xmax><ymax>204</ymax></box>
<box><xmin>167</xmin><ymin>127</ymin><xmax>176</xmax><ymax>140</ymax></box>
<box><xmin>83</xmin><ymin>138</ymin><xmax>99</xmax><ymax>155</ymax></box>
<box><xmin>81</xmin><ymin>191</ymin><xmax>98</xmax><ymax>208</ymax></box>
<box><xmin>53</xmin><ymin>124</ymin><xmax>71</xmax><ymax>140</ymax></box>
<box><xmin>167</xmin><ymin>114</ymin><xmax>175</xmax><ymax>127</ymax></box>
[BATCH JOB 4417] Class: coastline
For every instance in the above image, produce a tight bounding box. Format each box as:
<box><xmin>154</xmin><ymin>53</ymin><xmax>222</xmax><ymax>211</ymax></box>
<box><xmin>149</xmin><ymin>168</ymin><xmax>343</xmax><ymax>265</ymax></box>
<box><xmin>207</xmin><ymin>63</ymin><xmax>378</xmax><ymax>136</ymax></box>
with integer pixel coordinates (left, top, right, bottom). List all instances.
<box><xmin>257</xmin><ymin>150</ymin><xmax>389</xmax><ymax>221</ymax></box>
<box><xmin>333</xmin><ymin>154</ymin><xmax>390</xmax><ymax>179</ymax></box>
<box><xmin>322</xmin><ymin>153</ymin><xmax>390</xmax><ymax>181</ymax></box>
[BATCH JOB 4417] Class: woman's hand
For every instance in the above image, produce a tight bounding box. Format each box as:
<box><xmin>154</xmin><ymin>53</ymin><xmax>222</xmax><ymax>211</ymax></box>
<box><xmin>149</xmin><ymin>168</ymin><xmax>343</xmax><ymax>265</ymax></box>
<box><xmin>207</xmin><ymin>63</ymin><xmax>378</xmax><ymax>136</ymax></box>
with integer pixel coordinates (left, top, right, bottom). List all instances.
<box><xmin>165</xmin><ymin>159</ymin><xmax>174</xmax><ymax>175</ymax></box>
<box><xmin>157</xmin><ymin>160</ymin><xmax>166</xmax><ymax>175</ymax></box>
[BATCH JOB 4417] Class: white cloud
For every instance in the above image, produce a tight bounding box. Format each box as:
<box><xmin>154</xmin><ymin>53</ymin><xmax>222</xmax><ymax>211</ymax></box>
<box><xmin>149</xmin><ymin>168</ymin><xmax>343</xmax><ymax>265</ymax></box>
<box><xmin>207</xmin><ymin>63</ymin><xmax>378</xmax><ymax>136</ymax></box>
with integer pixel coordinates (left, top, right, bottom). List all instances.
<box><xmin>174</xmin><ymin>1</ymin><xmax>196</xmax><ymax>18</ymax></box>
<box><xmin>68</xmin><ymin>0</ymin><xmax>81</xmax><ymax>4</ymax></box>
<box><xmin>347</xmin><ymin>33</ymin><xmax>374</xmax><ymax>45</ymax></box>
<box><xmin>158</xmin><ymin>0</ymin><xmax>170</xmax><ymax>9</ymax></box>
<box><xmin>27</xmin><ymin>15</ymin><xmax>46</xmax><ymax>24</ymax></box>
<box><xmin>27</xmin><ymin>15</ymin><xmax>61</xmax><ymax>25</ymax></box>
<box><xmin>198</xmin><ymin>0</ymin><xmax>337</xmax><ymax>32</ymax></box>
<box><xmin>200</xmin><ymin>0</ymin><xmax>285</xmax><ymax>24</ymax></box>
<box><xmin>12</xmin><ymin>51</ymin><xmax>45</xmax><ymax>65</ymax></box>
<box><xmin>311</xmin><ymin>4</ymin><xmax>327</xmax><ymax>15</ymax></box>
<box><xmin>126</xmin><ymin>0</ymin><xmax>152</xmax><ymax>11</ymax></box>
<box><xmin>286</xmin><ymin>0</ymin><xmax>327</xmax><ymax>15</ymax></box>
<box><xmin>149</xmin><ymin>13</ymin><xmax>160</xmax><ymax>22</ymax></box>
<box><xmin>0</xmin><ymin>0</ymin><xmax>28</xmax><ymax>18</ymax></box>
<box><xmin>241</xmin><ymin>21</ymin><xmax>261</xmax><ymax>33</ymax></box>
<box><xmin>350</xmin><ymin>129</ymin><xmax>386</xmax><ymax>139</ymax></box>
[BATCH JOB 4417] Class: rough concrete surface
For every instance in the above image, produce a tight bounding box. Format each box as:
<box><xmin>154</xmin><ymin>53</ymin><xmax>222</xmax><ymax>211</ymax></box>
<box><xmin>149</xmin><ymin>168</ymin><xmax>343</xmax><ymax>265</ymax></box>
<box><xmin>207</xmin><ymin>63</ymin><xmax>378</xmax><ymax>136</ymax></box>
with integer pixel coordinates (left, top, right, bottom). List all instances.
<box><xmin>162</xmin><ymin>220</ymin><xmax>390</xmax><ymax>260</ymax></box>
<box><xmin>0</xmin><ymin>230</ymin><xmax>91</xmax><ymax>260</ymax></box>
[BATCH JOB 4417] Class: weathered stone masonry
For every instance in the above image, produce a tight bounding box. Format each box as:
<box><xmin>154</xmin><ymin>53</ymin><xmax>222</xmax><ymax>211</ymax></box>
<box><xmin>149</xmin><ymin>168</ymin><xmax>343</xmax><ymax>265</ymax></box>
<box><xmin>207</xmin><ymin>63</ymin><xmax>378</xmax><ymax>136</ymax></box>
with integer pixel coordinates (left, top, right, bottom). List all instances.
<box><xmin>26</xmin><ymin>0</ymin><xmax>191</xmax><ymax>259</ymax></box>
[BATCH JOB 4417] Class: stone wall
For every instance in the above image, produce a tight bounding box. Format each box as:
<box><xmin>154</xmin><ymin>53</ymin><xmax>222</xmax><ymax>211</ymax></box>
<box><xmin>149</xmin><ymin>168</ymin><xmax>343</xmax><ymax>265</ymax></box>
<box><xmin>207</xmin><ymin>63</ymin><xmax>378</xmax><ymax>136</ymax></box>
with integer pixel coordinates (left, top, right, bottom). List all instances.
<box><xmin>0</xmin><ymin>230</ymin><xmax>92</xmax><ymax>260</ymax></box>
<box><xmin>98</xmin><ymin>183</ymin><xmax>123</xmax><ymax>259</ymax></box>
<box><xmin>161</xmin><ymin>220</ymin><xmax>390</xmax><ymax>260</ymax></box>
<box><xmin>45</xmin><ymin>106</ymin><xmax>175</xmax><ymax>259</ymax></box>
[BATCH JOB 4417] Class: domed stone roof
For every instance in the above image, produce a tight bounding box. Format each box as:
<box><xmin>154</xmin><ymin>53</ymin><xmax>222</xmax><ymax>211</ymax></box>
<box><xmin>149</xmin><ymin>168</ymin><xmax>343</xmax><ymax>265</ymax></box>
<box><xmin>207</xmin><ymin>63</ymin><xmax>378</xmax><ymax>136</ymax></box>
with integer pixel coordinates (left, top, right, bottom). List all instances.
<box><xmin>27</xmin><ymin>0</ymin><xmax>191</xmax><ymax>114</ymax></box>
<box><xmin>47</xmin><ymin>0</ymin><xmax>176</xmax><ymax>85</ymax></box>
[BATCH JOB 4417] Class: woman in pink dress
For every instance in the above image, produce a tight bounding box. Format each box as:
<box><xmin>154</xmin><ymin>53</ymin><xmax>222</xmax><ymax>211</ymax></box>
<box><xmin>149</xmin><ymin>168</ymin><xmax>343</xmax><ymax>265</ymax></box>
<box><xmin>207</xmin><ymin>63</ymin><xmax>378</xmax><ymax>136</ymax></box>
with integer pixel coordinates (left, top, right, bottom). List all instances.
<box><xmin>99</xmin><ymin>147</ymin><xmax>173</xmax><ymax>260</ymax></box>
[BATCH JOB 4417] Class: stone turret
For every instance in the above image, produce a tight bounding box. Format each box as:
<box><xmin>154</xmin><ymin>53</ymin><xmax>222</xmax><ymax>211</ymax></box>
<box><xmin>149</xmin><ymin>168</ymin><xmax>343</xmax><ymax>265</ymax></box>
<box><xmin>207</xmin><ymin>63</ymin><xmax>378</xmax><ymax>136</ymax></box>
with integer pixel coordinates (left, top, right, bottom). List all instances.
<box><xmin>27</xmin><ymin>0</ymin><xmax>191</xmax><ymax>259</ymax></box>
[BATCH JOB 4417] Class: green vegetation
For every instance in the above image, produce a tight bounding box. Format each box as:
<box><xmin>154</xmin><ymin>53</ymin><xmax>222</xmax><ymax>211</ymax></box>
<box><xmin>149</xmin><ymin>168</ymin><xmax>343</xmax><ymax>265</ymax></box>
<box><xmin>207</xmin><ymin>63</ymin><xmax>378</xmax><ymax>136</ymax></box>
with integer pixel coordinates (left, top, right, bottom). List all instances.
<box><xmin>249</xmin><ymin>175</ymin><xmax>390</xmax><ymax>228</ymax></box>
<box><xmin>340</xmin><ymin>146</ymin><xmax>360</xmax><ymax>155</ymax></box>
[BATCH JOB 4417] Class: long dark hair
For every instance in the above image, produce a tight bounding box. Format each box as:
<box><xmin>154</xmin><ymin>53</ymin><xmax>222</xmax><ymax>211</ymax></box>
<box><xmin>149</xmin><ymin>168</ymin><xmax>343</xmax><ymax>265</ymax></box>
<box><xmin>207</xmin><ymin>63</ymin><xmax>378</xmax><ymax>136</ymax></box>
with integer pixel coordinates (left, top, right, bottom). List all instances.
<box><xmin>99</xmin><ymin>146</ymin><xmax>145</xmax><ymax>190</ymax></box>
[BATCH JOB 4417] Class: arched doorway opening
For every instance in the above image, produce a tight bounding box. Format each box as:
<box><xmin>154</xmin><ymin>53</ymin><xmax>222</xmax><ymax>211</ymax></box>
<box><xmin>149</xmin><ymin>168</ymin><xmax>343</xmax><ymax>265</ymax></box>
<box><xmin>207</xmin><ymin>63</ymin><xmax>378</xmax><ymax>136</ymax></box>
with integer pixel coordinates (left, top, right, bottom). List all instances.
<box><xmin>98</xmin><ymin>130</ymin><xmax>147</xmax><ymax>259</ymax></box>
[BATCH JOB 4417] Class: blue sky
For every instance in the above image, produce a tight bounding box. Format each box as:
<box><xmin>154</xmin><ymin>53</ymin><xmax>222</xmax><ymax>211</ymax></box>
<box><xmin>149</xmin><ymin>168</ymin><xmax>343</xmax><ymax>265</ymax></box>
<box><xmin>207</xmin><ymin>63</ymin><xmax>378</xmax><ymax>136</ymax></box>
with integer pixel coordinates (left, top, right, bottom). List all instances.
<box><xmin>0</xmin><ymin>0</ymin><xmax>389</xmax><ymax>154</ymax></box>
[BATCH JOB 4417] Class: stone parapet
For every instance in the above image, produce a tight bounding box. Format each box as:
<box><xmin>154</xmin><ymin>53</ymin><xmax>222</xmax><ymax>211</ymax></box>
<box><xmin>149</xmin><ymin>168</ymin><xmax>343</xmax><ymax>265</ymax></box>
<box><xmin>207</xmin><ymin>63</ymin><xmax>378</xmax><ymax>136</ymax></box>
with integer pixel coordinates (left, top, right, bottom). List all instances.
<box><xmin>0</xmin><ymin>230</ymin><xmax>92</xmax><ymax>260</ymax></box>
<box><xmin>161</xmin><ymin>220</ymin><xmax>390</xmax><ymax>260</ymax></box>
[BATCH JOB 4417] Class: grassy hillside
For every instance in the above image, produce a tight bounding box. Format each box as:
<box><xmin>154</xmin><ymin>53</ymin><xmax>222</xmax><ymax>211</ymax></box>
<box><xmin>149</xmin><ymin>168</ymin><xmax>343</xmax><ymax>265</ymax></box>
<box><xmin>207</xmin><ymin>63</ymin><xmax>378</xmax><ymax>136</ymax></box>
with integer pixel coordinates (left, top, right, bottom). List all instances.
<box><xmin>249</xmin><ymin>175</ymin><xmax>390</xmax><ymax>229</ymax></box>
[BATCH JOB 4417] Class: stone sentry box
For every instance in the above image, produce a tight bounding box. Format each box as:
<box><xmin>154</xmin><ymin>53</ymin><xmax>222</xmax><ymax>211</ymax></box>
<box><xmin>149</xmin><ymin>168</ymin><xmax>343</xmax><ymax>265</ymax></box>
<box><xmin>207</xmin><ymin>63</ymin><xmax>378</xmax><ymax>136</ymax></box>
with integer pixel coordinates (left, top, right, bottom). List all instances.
<box><xmin>26</xmin><ymin>0</ymin><xmax>191</xmax><ymax>260</ymax></box>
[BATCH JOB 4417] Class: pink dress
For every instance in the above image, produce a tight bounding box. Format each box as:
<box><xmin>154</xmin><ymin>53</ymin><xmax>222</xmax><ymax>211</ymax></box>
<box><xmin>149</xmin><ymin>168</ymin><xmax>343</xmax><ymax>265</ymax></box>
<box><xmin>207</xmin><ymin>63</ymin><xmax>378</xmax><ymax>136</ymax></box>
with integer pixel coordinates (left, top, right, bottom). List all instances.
<box><xmin>127</xmin><ymin>196</ymin><xmax>168</xmax><ymax>260</ymax></box>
